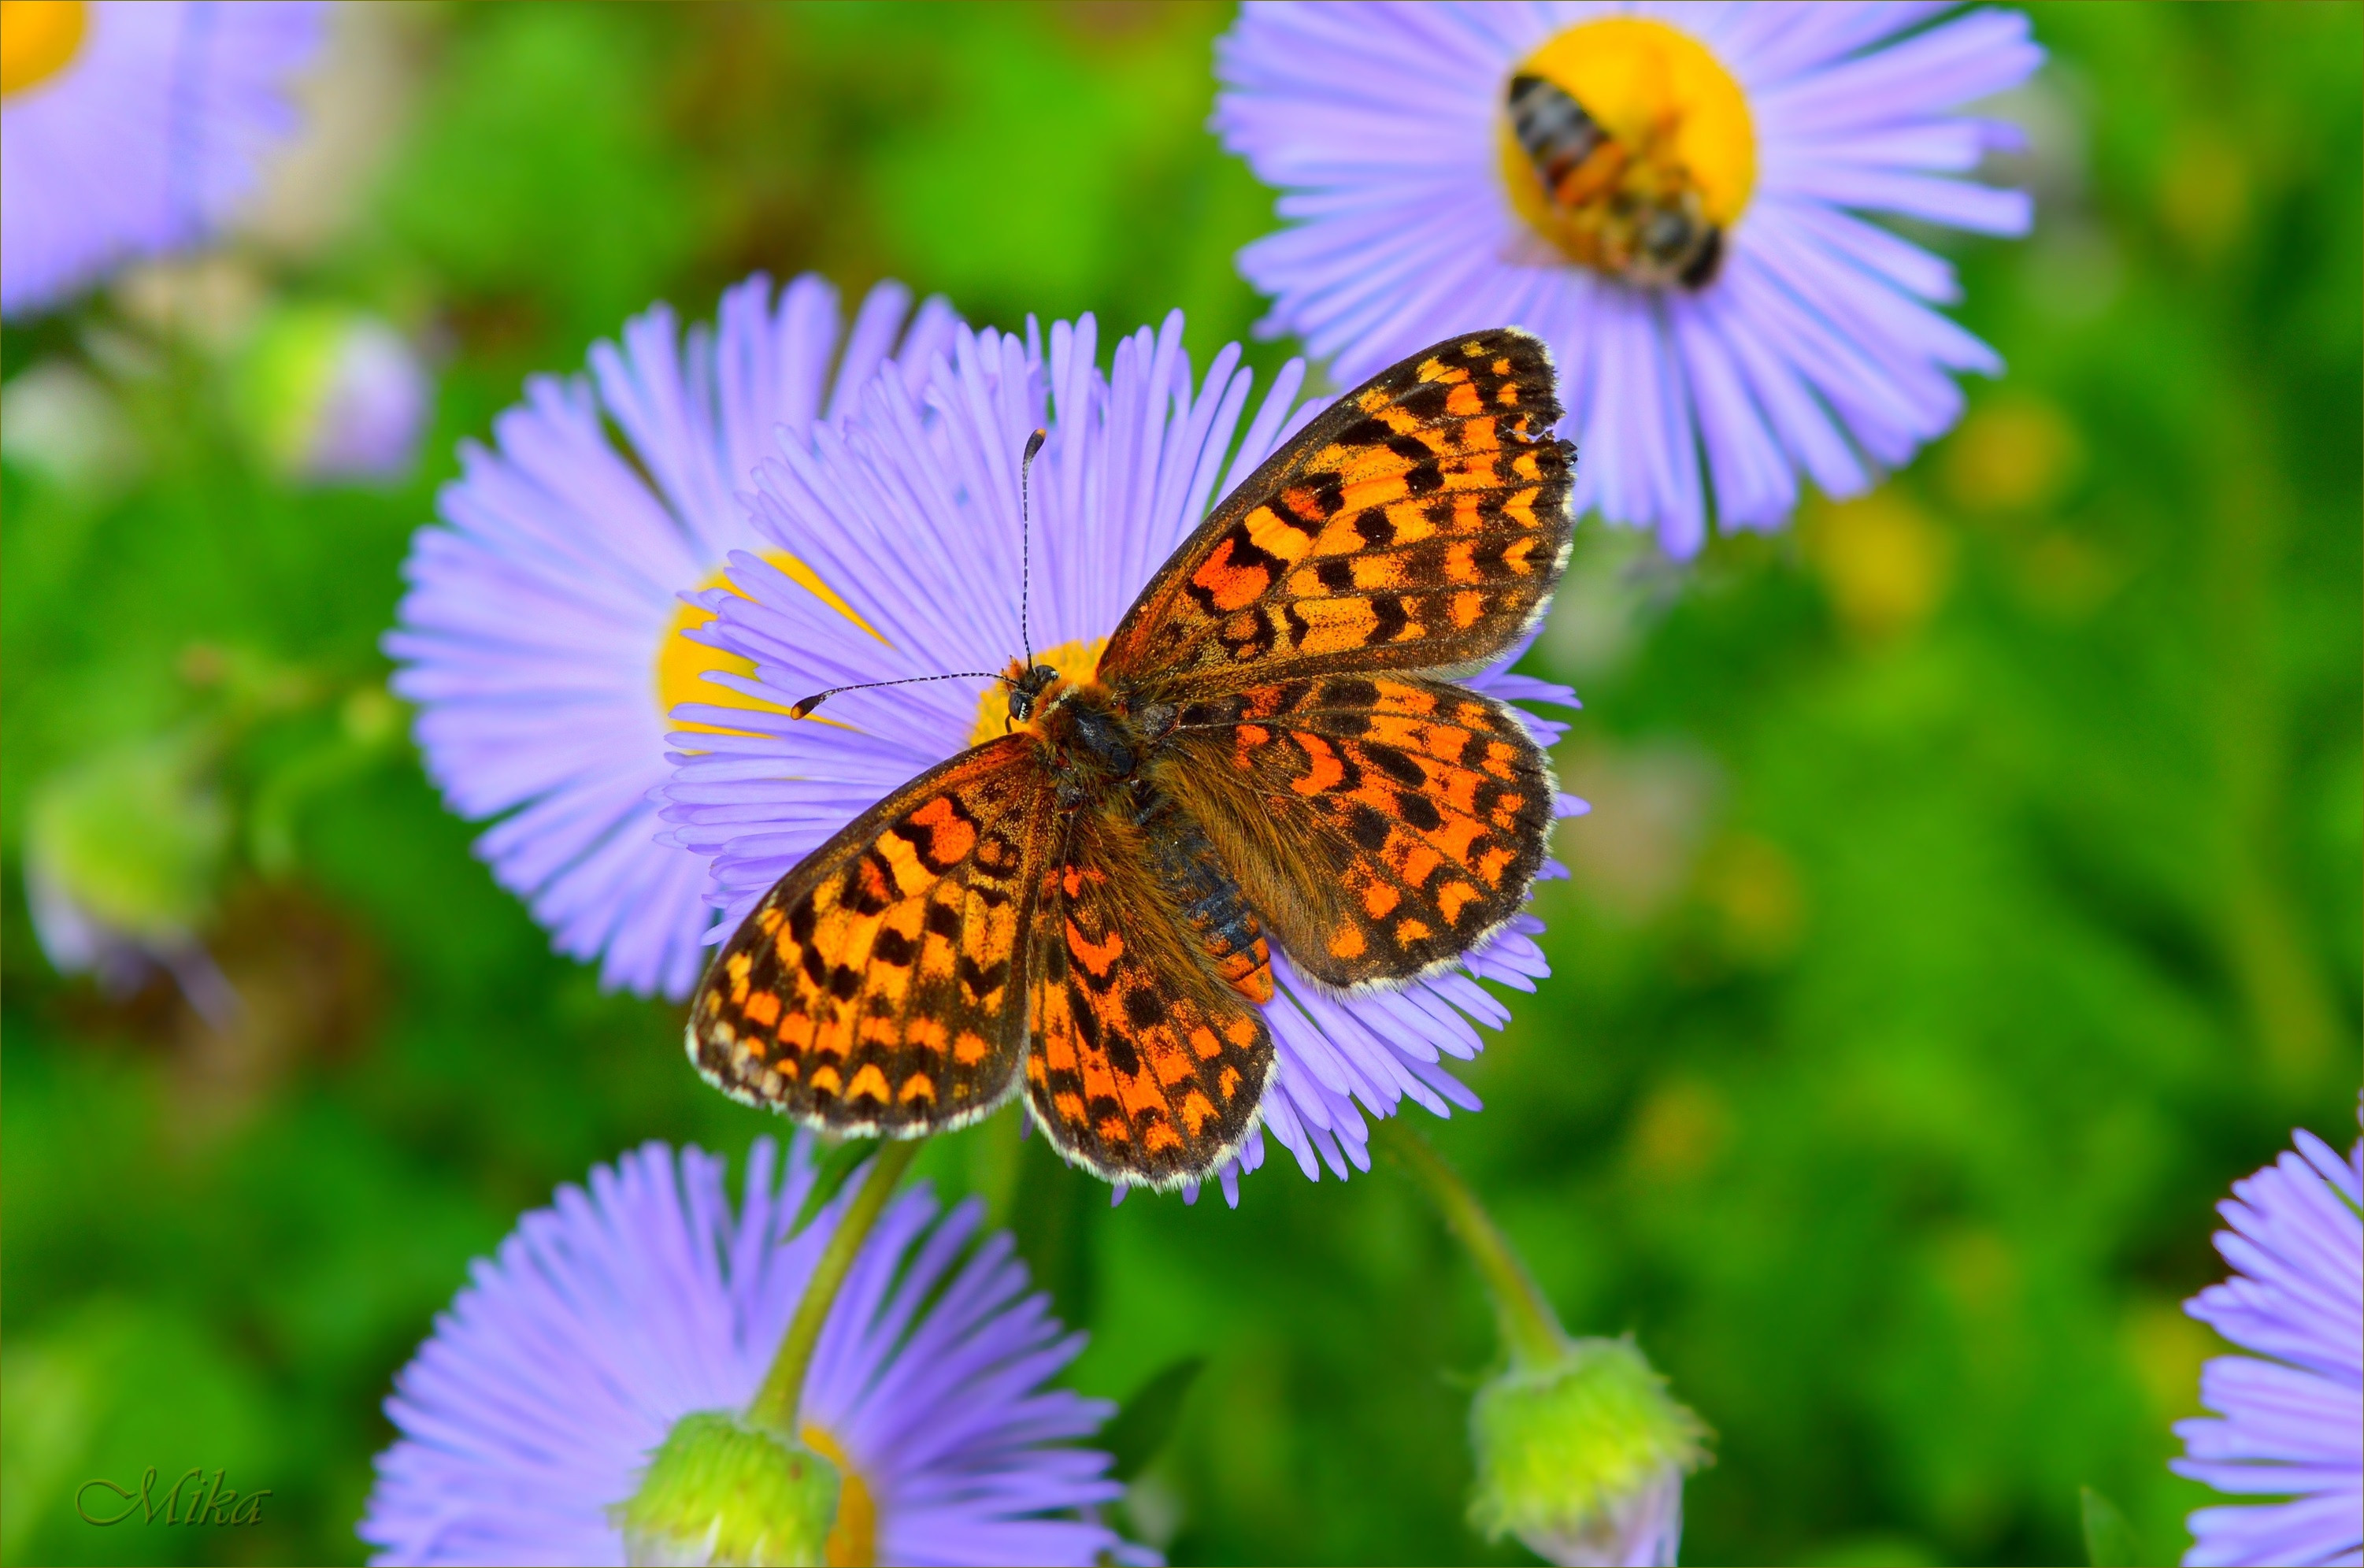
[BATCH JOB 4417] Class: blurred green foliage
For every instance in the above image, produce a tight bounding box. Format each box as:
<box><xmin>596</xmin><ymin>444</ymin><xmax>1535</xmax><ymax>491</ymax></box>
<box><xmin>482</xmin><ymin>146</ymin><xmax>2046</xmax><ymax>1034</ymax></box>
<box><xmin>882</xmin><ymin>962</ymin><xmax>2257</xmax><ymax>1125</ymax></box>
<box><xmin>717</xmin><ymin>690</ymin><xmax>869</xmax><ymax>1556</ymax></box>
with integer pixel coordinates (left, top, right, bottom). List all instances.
<box><xmin>2</xmin><ymin>4</ymin><xmax>2355</xmax><ymax>1565</ymax></box>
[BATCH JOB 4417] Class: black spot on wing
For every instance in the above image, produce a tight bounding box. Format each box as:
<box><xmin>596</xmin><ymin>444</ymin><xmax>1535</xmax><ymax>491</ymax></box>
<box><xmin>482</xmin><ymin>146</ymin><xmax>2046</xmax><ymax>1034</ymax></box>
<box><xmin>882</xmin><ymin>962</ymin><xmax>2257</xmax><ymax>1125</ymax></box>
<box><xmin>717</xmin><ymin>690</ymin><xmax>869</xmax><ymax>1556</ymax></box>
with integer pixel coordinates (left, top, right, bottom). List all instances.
<box><xmin>1399</xmin><ymin>792</ymin><xmax>1444</xmax><ymax>833</ymax></box>
<box><xmin>843</xmin><ymin>851</ymin><xmax>895</xmax><ymax>915</ymax></box>
<box><xmin>1123</xmin><ymin>987</ymin><xmax>1166</xmax><ymax>1029</ymax></box>
<box><xmin>957</xmin><ymin>954</ymin><xmax>1006</xmax><ymax>997</ymax></box>
<box><xmin>1362</xmin><ymin>743</ymin><xmax>1425</xmax><ymax>787</ymax></box>
<box><xmin>1395</xmin><ymin>380</ymin><xmax>1453</xmax><ymax>422</ymax></box>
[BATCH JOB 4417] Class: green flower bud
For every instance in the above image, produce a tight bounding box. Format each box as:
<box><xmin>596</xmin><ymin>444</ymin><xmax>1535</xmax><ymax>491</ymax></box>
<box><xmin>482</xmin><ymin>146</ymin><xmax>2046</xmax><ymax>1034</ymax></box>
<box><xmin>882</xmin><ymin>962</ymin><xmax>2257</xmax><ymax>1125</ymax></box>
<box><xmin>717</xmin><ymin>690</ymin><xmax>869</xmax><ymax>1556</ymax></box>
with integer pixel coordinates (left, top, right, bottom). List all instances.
<box><xmin>1469</xmin><ymin>1336</ymin><xmax>1710</xmax><ymax>1567</ymax></box>
<box><xmin>614</xmin><ymin>1410</ymin><xmax>840</xmax><ymax>1567</ymax></box>
<box><xmin>232</xmin><ymin>304</ymin><xmax>428</xmax><ymax>484</ymax></box>
<box><xmin>26</xmin><ymin>735</ymin><xmax>228</xmax><ymax>943</ymax></box>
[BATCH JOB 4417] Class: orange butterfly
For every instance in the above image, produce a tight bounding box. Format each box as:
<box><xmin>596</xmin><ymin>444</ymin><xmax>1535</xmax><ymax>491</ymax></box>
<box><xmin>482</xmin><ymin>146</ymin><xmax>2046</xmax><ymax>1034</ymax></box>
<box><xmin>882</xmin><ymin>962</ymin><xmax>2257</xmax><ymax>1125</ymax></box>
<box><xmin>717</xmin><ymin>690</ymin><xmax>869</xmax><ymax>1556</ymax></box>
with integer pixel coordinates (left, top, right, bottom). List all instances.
<box><xmin>687</xmin><ymin>328</ymin><xmax>1576</xmax><ymax>1187</ymax></box>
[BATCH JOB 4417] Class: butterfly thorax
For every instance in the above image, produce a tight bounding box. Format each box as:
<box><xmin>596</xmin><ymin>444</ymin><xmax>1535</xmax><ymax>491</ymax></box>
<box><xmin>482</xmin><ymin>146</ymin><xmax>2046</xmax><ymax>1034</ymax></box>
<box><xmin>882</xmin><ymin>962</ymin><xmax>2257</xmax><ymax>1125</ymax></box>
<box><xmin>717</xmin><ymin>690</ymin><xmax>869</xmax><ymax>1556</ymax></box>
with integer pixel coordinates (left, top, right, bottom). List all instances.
<box><xmin>1023</xmin><ymin>679</ymin><xmax>1136</xmax><ymax>788</ymax></box>
<box><xmin>1004</xmin><ymin>662</ymin><xmax>1173</xmax><ymax>788</ymax></box>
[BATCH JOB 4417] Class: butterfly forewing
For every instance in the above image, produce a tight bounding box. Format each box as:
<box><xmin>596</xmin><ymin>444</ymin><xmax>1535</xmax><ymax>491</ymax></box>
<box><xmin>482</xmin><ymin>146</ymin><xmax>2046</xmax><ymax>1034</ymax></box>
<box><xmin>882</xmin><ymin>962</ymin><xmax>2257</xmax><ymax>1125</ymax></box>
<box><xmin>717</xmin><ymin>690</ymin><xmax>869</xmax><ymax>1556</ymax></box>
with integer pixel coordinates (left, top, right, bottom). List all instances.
<box><xmin>687</xmin><ymin>736</ymin><xmax>1055</xmax><ymax>1134</ymax></box>
<box><xmin>1099</xmin><ymin>328</ymin><xmax>1575</xmax><ymax>699</ymax></box>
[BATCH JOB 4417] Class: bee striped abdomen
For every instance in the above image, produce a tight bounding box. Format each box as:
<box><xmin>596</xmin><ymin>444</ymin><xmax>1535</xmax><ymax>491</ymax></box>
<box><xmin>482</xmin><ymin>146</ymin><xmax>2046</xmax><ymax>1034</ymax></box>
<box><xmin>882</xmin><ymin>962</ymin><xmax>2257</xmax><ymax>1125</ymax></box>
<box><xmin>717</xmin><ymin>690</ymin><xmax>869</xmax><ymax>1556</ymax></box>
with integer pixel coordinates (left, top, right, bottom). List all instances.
<box><xmin>1508</xmin><ymin>72</ymin><xmax>1614</xmax><ymax>199</ymax></box>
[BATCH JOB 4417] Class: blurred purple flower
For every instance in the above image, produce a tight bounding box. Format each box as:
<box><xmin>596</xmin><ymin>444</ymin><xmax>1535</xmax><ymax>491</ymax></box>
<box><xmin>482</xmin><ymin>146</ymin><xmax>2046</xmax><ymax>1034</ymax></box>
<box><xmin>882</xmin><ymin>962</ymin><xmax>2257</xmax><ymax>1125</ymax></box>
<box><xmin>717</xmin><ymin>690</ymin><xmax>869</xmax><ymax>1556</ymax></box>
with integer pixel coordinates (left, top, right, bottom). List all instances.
<box><xmin>360</xmin><ymin>1136</ymin><xmax>1137</xmax><ymax>1567</ymax></box>
<box><xmin>298</xmin><ymin>313</ymin><xmax>432</xmax><ymax>482</ymax></box>
<box><xmin>658</xmin><ymin>310</ymin><xmax>1581</xmax><ymax>1203</ymax></box>
<box><xmin>384</xmin><ymin>274</ymin><xmax>956</xmax><ymax>999</ymax></box>
<box><xmin>1</xmin><ymin>0</ymin><xmax>323</xmax><ymax>318</ymax></box>
<box><xmin>1213</xmin><ymin>2</ymin><xmax>2043</xmax><ymax>555</ymax></box>
<box><xmin>235</xmin><ymin>303</ymin><xmax>432</xmax><ymax>484</ymax></box>
<box><xmin>2172</xmin><ymin>1115</ymin><xmax>2363</xmax><ymax>1568</ymax></box>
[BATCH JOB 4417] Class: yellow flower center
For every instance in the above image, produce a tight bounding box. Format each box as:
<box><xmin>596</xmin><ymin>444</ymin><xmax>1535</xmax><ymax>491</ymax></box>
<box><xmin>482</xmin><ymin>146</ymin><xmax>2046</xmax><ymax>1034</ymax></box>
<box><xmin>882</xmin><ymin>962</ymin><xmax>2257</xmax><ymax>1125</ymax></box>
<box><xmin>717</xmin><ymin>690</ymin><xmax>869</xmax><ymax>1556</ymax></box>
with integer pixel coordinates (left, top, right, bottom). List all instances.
<box><xmin>656</xmin><ymin>551</ymin><xmax>874</xmax><ymax>737</ymax></box>
<box><xmin>1</xmin><ymin>0</ymin><xmax>87</xmax><ymax>98</ymax></box>
<box><xmin>1498</xmin><ymin>17</ymin><xmax>1754</xmax><ymax>287</ymax></box>
<box><xmin>965</xmin><ymin>637</ymin><xmax>1106</xmax><ymax>748</ymax></box>
<box><xmin>801</xmin><ymin>1424</ymin><xmax>878</xmax><ymax>1568</ymax></box>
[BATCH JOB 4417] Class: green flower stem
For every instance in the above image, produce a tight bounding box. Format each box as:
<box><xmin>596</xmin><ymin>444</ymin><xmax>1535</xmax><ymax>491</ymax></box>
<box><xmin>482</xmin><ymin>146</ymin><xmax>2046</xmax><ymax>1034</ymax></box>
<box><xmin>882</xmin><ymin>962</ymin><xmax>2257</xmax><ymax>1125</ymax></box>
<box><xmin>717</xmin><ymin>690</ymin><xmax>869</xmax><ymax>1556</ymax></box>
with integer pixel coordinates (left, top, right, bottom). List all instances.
<box><xmin>1382</xmin><ymin>1121</ymin><xmax>1566</xmax><ymax>1370</ymax></box>
<box><xmin>747</xmin><ymin>1139</ymin><xmax>922</xmax><ymax>1436</ymax></box>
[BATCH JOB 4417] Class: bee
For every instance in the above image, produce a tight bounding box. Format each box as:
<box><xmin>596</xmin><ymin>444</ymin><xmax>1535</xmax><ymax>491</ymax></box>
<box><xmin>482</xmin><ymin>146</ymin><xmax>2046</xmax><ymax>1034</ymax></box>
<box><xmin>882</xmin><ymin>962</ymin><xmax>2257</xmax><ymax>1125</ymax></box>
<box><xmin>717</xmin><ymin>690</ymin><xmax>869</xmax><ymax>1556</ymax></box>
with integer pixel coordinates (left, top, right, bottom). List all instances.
<box><xmin>1506</xmin><ymin>72</ymin><xmax>1723</xmax><ymax>290</ymax></box>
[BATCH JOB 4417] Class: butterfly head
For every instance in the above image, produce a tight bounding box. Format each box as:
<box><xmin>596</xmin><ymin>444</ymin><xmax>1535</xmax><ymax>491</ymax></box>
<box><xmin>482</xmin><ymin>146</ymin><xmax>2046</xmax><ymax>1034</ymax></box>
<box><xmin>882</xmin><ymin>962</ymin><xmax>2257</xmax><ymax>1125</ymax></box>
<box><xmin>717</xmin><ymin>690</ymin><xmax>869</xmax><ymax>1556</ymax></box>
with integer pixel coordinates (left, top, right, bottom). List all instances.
<box><xmin>1005</xmin><ymin>661</ymin><xmax>1064</xmax><ymax>728</ymax></box>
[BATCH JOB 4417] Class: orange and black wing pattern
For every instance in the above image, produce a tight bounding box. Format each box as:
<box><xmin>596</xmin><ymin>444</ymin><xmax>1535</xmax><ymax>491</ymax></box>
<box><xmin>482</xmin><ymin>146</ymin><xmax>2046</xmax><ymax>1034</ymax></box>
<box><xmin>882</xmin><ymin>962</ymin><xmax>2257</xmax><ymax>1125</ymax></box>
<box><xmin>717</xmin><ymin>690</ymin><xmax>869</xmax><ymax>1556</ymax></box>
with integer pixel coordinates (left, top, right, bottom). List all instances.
<box><xmin>1099</xmin><ymin>328</ymin><xmax>1574</xmax><ymax>699</ymax></box>
<box><xmin>1023</xmin><ymin>803</ymin><xmax>1271</xmax><ymax>1187</ymax></box>
<box><xmin>1149</xmin><ymin>675</ymin><xmax>1555</xmax><ymax>991</ymax></box>
<box><xmin>686</xmin><ymin>736</ymin><xmax>1055</xmax><ymax>1136</ymax></box>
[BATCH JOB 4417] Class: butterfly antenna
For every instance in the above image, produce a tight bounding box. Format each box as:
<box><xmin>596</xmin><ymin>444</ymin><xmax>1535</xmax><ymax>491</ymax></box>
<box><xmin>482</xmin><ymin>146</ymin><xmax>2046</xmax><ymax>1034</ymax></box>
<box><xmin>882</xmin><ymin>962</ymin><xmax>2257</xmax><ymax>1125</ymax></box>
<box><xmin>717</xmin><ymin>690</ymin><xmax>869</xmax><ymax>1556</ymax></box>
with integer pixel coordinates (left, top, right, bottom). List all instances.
<box><xmin>788</xmin><ymin>670</ymin><xmax>1011</xmax><ymax>720</ymax></box>
<box><xmin>1019</xmin><ymin>428</ymin><xmax>1046</xmax><ymax>670</ymax></box>
<box><xmin>791</xmin><ymin>429</ymin><xmax>1047</xmax><ymax>723</ymax></box>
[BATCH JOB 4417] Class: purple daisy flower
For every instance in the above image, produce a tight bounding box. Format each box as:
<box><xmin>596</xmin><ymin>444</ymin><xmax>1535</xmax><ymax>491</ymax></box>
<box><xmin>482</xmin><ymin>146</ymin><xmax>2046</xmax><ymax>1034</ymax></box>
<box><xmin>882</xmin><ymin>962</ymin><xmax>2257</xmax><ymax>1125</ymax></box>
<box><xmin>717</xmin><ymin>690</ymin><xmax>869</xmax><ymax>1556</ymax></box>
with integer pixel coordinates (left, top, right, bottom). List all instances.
<box><xmin>1213</xmin><ymin>2</ymin><xmax>2043</xmax><ymax>556</ymax></box>
<box><xmin>2172</xmin><ymin>1115</ymin><xmax>2363</xmax><ymax>1568</ymax></box>
<box><xmin>1</xmin><ymin>0</ymin><xmax>323</xmax><ymax>319</ymax></box>
<box><xmin>659</xmin><ymin>310</ymin><xmax>1580</xmax><ymax>1203</ymax></box>
<box><xmin>359</xmin><ymin>1136</ymin><xmax>1136</xmax><ymax>1566</ymax></box>
<box><xmin>385</xmin><ymin>274</ymin><xmax>958</xmax><ymax>999</ymax></box>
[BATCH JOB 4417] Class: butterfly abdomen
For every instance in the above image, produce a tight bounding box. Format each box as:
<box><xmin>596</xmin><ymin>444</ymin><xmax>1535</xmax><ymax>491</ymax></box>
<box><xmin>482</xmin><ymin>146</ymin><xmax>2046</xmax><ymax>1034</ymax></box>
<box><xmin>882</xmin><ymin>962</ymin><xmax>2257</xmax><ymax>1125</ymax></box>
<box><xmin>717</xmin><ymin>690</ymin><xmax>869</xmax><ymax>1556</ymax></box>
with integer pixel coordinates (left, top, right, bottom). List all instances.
<box><xmin>1125</xmin><ymin>780</ymin><xmax>1275</xmax><ymax>1004</ymax></box>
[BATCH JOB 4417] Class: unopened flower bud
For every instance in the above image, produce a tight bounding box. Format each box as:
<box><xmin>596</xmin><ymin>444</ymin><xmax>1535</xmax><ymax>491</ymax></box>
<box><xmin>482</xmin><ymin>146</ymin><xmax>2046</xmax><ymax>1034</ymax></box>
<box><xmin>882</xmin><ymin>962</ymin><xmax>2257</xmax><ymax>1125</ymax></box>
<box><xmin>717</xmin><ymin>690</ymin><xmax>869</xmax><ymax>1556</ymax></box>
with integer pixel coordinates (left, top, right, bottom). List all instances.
<box><xmin>234</xmin><ymin>304</ymin><xmax>428</xmax><ymax>484</ymax></box>
<box><xmin>614</xmin><ymin>1410</ymin><xmax>839</xmax><ymax>1568</ymax></box>
<box><xmin>1469</xmin><ymin>1335</ymin><xmax>1710</xmax><ymax>1567</ymax></box>
<box><xmin>25</xmin><ymin>732</ymin><xmax>237</xmax><ymax>1022</ymax></box>
<box><xmin>27</xmin><ymin>735</ymin><xmax>228</xmax><ymax>947</ymax></box>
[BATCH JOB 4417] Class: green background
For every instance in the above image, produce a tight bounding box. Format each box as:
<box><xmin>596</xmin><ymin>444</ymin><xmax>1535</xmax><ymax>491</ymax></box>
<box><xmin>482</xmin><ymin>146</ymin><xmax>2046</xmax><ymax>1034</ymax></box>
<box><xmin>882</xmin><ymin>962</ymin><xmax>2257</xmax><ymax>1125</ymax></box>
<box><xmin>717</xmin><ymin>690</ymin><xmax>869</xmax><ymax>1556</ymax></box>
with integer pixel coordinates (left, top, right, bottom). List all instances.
<box><xmin>3</xmin><ymin>4</ymin><xmax>2356</xmax><ymax>1564</ymax></box>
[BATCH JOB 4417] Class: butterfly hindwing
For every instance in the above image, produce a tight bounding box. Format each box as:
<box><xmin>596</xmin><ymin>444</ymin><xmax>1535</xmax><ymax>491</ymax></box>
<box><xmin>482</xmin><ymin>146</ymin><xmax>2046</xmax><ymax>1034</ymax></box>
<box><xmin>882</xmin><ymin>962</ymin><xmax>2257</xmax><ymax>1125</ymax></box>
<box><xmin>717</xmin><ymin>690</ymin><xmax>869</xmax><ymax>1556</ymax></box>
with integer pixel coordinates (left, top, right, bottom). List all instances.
<box><xmin>687</xmin><ymin>736</ymin><xmax>1055</xmax><ymax>1135</ymax></box>
<box><xmin>1024</xmin><ymin>803</ymin><xmax>1272</xmax><ymax>1186</ymax></box>
<box><xmin>1099</xmin><ymin>328</ymin><xmax>1575</xmax><ymax>698</ymax></box>
<box><xmin>1149</xmin><ymin>675</ymin><xmax>1555</xmax><ymax>990</ymax></box>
